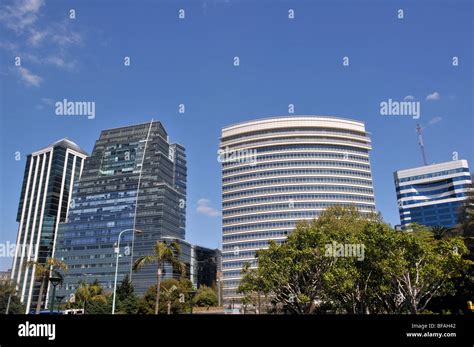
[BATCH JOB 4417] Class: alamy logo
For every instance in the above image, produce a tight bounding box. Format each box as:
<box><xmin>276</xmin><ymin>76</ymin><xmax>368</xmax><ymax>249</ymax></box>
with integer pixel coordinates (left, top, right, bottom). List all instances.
<box><xmin>18</xmin><ymin>322</ymin><xmax>56</xmax><ymax>341</ymax></box>
<box><xmin>380</xmin><ymin>98</ymin><xmax>420</xmax><ymax>119</ymax></box>
<box><xmin>217</xmin><ymin>146</ymin><xmax>257</xmax><ymax>166</ymax></box>
<box><xmin>325</xmin><ymin>241</ymin><xmax>365</xmax><ymax>261</ymax></box>
<box><xmin>0</xmin><ymin>241</ymin><xmax>17</xmax><ymax>258</ymax></box>
<box><xmin>55</xmin><ymin>99</ymin><xmax>95</xmax><ymax>119</ymax></box>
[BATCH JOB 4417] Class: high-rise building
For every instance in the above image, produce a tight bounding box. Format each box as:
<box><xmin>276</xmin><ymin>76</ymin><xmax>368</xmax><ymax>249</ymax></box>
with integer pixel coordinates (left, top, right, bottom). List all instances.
<box><xmin>219</xmin><ymin>116</ymin><xmax>375</xmax><ymax>301</ymax></box>
<box><xmin>191</xmin><ymin>245</ymin><xmax>221</xmax><ymax>289</ymax></box>
<box><xmin>169</xmin><ymin>143</ymin><xmax>187</xmax><ymax>237</ymax></box>
<box><xmin>55</xmin><ymin>121</ymin><xmax>187</xmax><ymax>298</ymax></box>
<box><xmin>10</xmin><ymin>139</ymin><xmax>88</xmax><ymax>313</ymax></box>
<box><xmin>394</xmin><ymin>160</ymin><xmax>472</xmax><ymax>229</ymax></box>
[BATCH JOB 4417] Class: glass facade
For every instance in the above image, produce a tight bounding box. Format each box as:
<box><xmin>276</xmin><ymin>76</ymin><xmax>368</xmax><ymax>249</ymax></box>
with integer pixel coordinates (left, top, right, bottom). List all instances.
<box><xmin>55</xmin><ymin>121</ymin><xmax>187</xmax><ymax>298</ymax></box>
<box><xmin>10</xmin><ymin>139</ymin><xmax>88</xmax><ymax>313</ymax></box>
<box><xmin>191</xmin><ymin>245</ymin><xmax>221</xmax><ymax>288</ymax></box>
<box><xmin>394</xmin><ymin>160</ymin><xmax>472</xmax><ymax>228</ymax></box>
<box><xmin>220</xmin><ymin>116</ymin><xmax>375</xmax><ymax>301</ymax></box>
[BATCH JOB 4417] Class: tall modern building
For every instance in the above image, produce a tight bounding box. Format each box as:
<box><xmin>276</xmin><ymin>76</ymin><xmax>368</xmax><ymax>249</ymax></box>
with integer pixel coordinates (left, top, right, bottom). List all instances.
<box><xmin>55</xmin><ymin>121</ymin><xmax>187</xmax><ymax>298</ymax></box>
<box><xmin>394</xmin><ymin>160</ymin><xmax>472</xmax><ymax>229</ymax></box>
<box><xmin>10</xmin><ymin>139</ymin><xmax>88</xmax><ymax>313</ymax></box>
<box><xmin>169</xmin><ymin>143</ymin><xmax>187</xmax><ymax>237</ymax></box>
<box><xmin>191</xmin><ymin>245</ymin><xmax>221</xmax><ymax>288</ymax></box>
<box><xmin>219</xmin><ymin>116</ymin><xmax>375</xmax><ymax>301</ymax></box>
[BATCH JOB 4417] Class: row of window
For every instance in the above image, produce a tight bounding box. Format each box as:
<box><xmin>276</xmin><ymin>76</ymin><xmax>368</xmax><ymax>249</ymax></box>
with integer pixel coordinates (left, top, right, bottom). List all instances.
<box><xmin>223</xmin><ymin>230</ymin><xmax>289</xmax><ymax>242</ymax></box>
<box><xmin>223</xmin><ymin>240</ymin><xmax>285</xmax><ymax>251</ymax></box>
<box><xmin>222</xmin><ymin>194</ymin><xmax>374</xmax><ymax>208</ymax></box>
<box><xmin>223</xmin><ymin>220</ymin><xmax>299</xmax><ymax>233</ymax></box>
<box><xmin>223</xmin><ymin>176</ymin><xmax>373</xmax><ymax>192</ymax></box>
<box><xmin>222</xmin><ymin>250</ymin><xmax>257</xmax><ymax>259</ymax></box>
<box><xmin>221</xmin><ymin>127</ymin><xmax>368</xmax><ymax>145</ymax></box>
<box><xmin>252</xmin><ymin>144</ymin><xmax>370</xmax><ymax>155</ymax></box>
<box><xmin>226</xmin><ymin>136</ymin><xmax>369</xmax><ymax>153</ymax></box>
<box><xmin>399</xmin><ymin>192</ymin><xmax>468</xmax><ymax>207</ymax></box>
<box><xmin>397</xmin><ymin>168</ymin><xmax>469</xmax><ymax>183</ymax></box>
<box><xmin>224</xmin><ymin>210</ymin><xmax>347</xmax><ymax>226</ymax></box>
<box><xmin>221</xmin><ymin>280</ymin><xmax>240</xmax><ymax>287</ymax></box>
<box><xmin>223</xmin><ymin>168</ymin><xmax>372</xmax><ymax>184</ymax></box>
<box><xmin>397</xmin><ymin>183</ymin><xmax>470</xmax><ymax>198</ymax></box>
<box><xmin>222</xmin><ymin>151</ymin><xmax>369</xmax><ymax>169</ymax></box>
<box><xmin>395</xmin><ymin>176</ymin><xmax>469</xmax><ymax>191</ymax></box>
<box><xmin>223</xmin><ymin>201</ymin><xmax>374</xmax><ymax>217</ymax></box>
<box><xmin>223</xmin><ymin>185</ymin><xmax>374</xmax><ymax>202</ymax></box>
<box><xmin>223</xmin><ymin>160</ymin><xmax>371</xmax><ymax>176</ymax></box>
<box><xmin>222</xmin><ymin>260</ymin><xmax>258</xmax><ymax>269</ymax></box>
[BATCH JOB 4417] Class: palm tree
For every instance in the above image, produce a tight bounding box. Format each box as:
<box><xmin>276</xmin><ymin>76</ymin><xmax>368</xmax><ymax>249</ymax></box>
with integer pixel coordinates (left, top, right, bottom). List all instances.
<box><xmin>73</xmin><ymin>280</ymin><xmax>109</xmax><ymax>313</ymax></box>
<box><xmin>133</xmin><ymin>240</ymin><xmax>186</xmax><ymax>314</ymax></box>
<box><xmin>430</xmin><ymin>225</ymin><xmax>450</xmax><ymax>240</ymax></box>
<box><xmin>24</xmin><ymin>258</ymin><xmax>68</xmax><ymax>314</ymax></box>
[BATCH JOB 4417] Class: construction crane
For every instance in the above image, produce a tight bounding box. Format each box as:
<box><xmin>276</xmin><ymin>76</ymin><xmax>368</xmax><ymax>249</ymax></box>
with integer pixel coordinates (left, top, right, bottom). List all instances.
<box><xmin>416</xmin><ymin>124</ymin><xmax>428</xmax><ymax>165</ymax></box>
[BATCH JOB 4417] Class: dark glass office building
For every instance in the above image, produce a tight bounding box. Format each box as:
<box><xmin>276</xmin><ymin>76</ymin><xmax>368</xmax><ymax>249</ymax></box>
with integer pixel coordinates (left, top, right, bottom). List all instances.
<box><xmin>169</xmin><ymin>143</ymin><xmax>187</xmax><ymax>238</ymax></box>
<box><xmin>10</xmin><ymin>139</ymin><xmax>88</xmax><ymax>313</ymax></box>
<box><xmin>191</xmin><ymin>245</ymin><xmax>221</xmax><ymax>288</ymax></box>
<box><xmin>55</xmin><ymin>121</ymin><xmax>187</xmax><ymax>297</ymax></box>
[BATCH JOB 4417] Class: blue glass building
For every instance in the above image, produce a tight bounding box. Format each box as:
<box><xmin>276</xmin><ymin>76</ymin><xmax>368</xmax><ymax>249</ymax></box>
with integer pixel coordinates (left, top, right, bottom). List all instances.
<box><xmin>394</xmin><ymin>160</ymin><xmax>472</xmax><ymax>229</ymax></box>
<box><xmin>55</xmin><ymin>121</ymin><xmax>187</xmax><ymax>298</ymax></box>
<box><xmin>10</xmin><ymin>139</ymin><xmax>88</xmax><ymax>313</ymax></box>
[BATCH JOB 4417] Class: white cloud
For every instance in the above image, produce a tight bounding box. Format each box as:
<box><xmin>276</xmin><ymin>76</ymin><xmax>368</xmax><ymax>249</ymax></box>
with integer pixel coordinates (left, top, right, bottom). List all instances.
<box><xmin>428</xmin><ymin>116</ymin><xmax>442</xmax><ymax>125</ymax></box>
<box><xmin>41</xmin><ymin>97</ymin><xmax>54</xmax><ymax>105</ymax></box>
<box><xmin>403</xmin><ymin>95</ymin><xmax>415</xmax><ymax>101</ymax></box>
<box><xmin>0</xmin><ymin>41</ymin><xmax>19</xmax><ymax>51</ymax></box>
<box><xmin>17</xmin><ymin>66</ymin><xmax>41</xmax><ymax>87</ymax></box>
<box><xmin>0</xmin><ymin>0</ymin><xmax>83</xmax><ymax>86</ymax></box>
<box><xmin>46</xmin><ymin>55</ymin><xmax>77</xmax><ymax>70</ymax></box>
<box><xmin>28</xmin><ymin>29</ymin><xmax>47</xmax><ymax>45</ymax></box>
<box><xmin>36</xmin><ymin>97</ymin><xmax>54</xmax><ymax>109</ymax></box>
<box><xmin>51</xmin><ymin>27</ymin><xmax>82</xmax><ymax>46</ymax></box>
<box><xmin>426</xmin><ymin>92</ymin><xmax>441</xmax><ymax>101</ymax></box>
<box><xmin>196</xmin><ymin>199</ymin><xmax>220</xmax><ymax>217</ymax></box>
<box><xmin>0</xmin><ymin>0</ymin><xmax>44</xmax><ymax>33</ymax></box>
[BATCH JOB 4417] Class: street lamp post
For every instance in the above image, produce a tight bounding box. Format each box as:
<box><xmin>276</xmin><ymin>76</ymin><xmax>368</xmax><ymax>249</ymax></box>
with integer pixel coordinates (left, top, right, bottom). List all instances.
<box><xmin>49</xmin><ymin>276</ymin><xmax>62</xmax><ymax>314</ymax></box>
<box><xmin>5</xmin><ymin>293</ymin><xmax>11</xmax><ymax>315</ymax></box>
<box><xmin>112</xmin><ymin>228</ymin><xmax>142</xmax><ymax>315</ymax></box>
<box><xmin>189</xmin><ymin>290</ymin><xmax>197</xmax><ymax>314</ymax></box>
<box><xmin>56</xmin><ymin>295</ymin><xmax>65</xmax><ymax>312</ymax></box>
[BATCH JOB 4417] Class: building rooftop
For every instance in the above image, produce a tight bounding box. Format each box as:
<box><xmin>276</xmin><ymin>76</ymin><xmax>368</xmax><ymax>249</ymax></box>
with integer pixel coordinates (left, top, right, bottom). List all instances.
<box><xmin>394</xmin><ymin>159</ymin><xmax>470</xmax><ymax>179</ymax></box>
<box><xmin>34</xmin><ymin>138</ymin><xmax>89</xmax><ymax>156</ymax></box>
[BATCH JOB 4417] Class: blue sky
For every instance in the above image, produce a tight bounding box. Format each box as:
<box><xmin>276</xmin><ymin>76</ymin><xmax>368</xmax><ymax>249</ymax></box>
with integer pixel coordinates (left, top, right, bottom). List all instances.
<box><xmin>0</xmin><ymin>0</ymin><xmax>473</xmax><ymax>271</ymax></box>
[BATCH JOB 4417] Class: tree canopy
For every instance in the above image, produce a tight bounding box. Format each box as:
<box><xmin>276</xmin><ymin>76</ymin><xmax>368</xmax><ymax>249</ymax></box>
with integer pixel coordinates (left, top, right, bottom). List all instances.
<box><xmin>239</xmin><ymin>206</ymin><xmax>472</xmax><ymax>314</ymax></box>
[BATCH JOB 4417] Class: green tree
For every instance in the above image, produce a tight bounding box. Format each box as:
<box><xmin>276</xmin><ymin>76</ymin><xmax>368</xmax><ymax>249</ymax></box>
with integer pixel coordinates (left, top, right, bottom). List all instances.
<box><xmin>247</xmin><ymin>206</ymin><xmax>380</xmax><ymax>314</ymax></box>
<box><xmin>194</xmin><ymin>285</ymin><xmax>218</xmax><ymax>308</ymax></box>
<box><xmin>457</xmin><ymin>190</ymin><xmax>474</xmax><ymax>238</ymax></box>
<box><xmin>0</xmin><ymin>280</ymin><xmax>25</xmax><ymax>314</ymax></box>
<box><xmin>430</xmin><ymin>225</ymin><xmax>451</xmax><ymax>240</ymax></box>
<box><xmin>24</xmin><ymin>258</ymin><xmax>67</xmax><ymax>314</ymax></box>
<box><xmin>72</xmin><ymin>280</ymin><xmax>111</xmax><ymax>314</ymax></box>
<box><xmin>240</xmin><ymin>206</ymin><xmax>472</xmax><ymax>314</ymax></box>
<box><xmin>238</xmin><ymin>262</ymin><xmax>270</xmax><ymax>314</ymax></box>
<box><xmin>133</xmin><ymin>240</ymin><xmax>186</xmax><ymax>314</ymax></box>
<box><xmin>115</xmin><ymin>275</ymin><xmax>138</xmax><ymax>314</ymax></box>
<box><xmin>137</xmin><ymin>278</ymin><xmax>192</xmax><ymax>314</ymax></box>
<box><xmin>322</xmin><ymin>221</ymin><xmax>395</xmax><ymax>314</ymax></box>
<box><xmin>379</xmin><ymin>230</ymin><xmax>469</xmax><ymax>314</ymax></box>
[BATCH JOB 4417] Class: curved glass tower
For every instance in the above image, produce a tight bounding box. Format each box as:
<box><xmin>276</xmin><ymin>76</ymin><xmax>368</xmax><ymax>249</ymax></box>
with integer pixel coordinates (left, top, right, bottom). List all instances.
<box><xmin>219</xmin><ymin>116</ymin><xmax>375</xmax><ymax>301</ymax></box>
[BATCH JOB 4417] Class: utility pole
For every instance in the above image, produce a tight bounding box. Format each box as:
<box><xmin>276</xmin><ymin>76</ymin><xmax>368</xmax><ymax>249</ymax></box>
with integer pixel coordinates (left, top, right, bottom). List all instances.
<box><xmin>416</xmin><ymin>124</ymin><xmax>428</xmax><ymax>165</ymax></box>
<box><xmin>217</xmin><ymin>272</ymin><xmax>222</xmax><ymax>307</ymax></box>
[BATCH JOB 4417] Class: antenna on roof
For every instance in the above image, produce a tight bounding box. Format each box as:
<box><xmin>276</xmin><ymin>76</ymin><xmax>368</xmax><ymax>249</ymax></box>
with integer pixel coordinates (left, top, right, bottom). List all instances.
<box><xmin>416</xmin><ymin>124</ymin><xmax>428</xmax><ymax>165</ymax></box>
